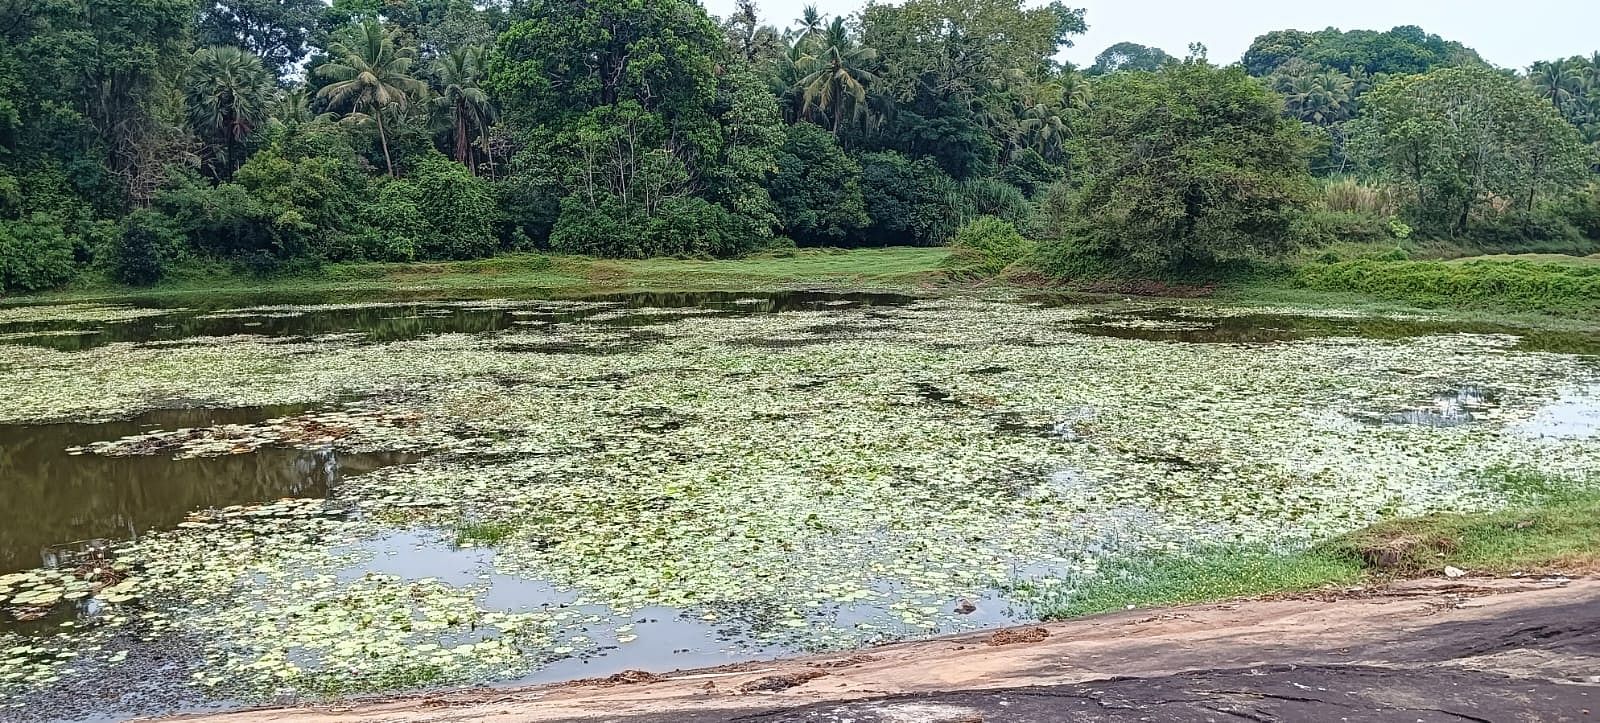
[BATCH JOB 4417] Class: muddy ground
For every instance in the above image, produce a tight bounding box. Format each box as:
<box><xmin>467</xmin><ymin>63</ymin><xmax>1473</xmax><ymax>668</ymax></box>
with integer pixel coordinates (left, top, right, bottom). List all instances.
<box><xmin>159</xmin><ymin>576</ymin><xmax>1600</xmax><ymax>722</ymax></box>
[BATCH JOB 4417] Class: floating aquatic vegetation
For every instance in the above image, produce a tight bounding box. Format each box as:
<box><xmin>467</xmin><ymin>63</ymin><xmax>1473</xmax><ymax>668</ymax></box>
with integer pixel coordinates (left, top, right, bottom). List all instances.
<box><xmin>65</xmin><ymin>406</ymin><xmax>428</xmax><ymax>459</ymax></box>
<box><xmin>0</xmin><ymin>304</ymin><xmax>180</xmax><ymax>325</ymax></box>
<box><xmin>2</xmin><ymin>295</ymin><xmax>1599</xmax><ymax>715</ymax></box>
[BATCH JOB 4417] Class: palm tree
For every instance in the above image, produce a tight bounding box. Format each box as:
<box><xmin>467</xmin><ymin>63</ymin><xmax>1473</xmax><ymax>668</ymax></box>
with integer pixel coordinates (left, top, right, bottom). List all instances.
<box><xmin>794</xmin><ymin>17</ymin><xmax>878</xmax><ymax>135</ymax></box>
<box><xmin>789</xmin><ymin>5</ymin><xmax>825</xmax><ymax>50</ymax></box>
<box><xmin>431</xmin><ymin>45</ymin><xmax>496</xmax><ymax>173</ymax></box>
<box><xmin>1530</xmin><ymin>60</ymin><xmax>1581</xmax><ymax>111</ymax></box>
<box><xmin>184</xmin><ymin>45</ymin><xmax>273</xmax><ymax>178</ymax></box>
<box><xmin>270</xmin><ymin>86</ymin><xmax>314</xmax><ymax>126</ymax></box>
<box><xmin>316</xmin><ymin>19</ymin><xmax>426</xmax><ymax>176</ymax></box>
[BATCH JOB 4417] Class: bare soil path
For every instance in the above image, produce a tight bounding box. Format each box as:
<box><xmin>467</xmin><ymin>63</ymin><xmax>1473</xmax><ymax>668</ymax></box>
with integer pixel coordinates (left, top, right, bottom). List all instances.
<box><xmin>162</xmin><ymin>577</ymin><xmax>1600</xmax><ymax>722</ymax></box>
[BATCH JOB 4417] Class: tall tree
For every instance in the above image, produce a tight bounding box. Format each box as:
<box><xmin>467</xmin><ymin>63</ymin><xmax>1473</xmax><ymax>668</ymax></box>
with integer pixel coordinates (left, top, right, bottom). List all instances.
<box><xmin>1061</xmin><ymin>61</ymin><xmax>1315</xmax><ymax>268</ymax></box>
<box><xmin>316</xmin><ymin>19</ymin><xmax>426</xmax><ymax>176</ymax></box>
<box><xmin>1086</xmin><ymin>42</ymin><xmax>1173</xmax><ymax>75</ymax></box>
<box><xmin>1351</xmin><ymin>65</ymin><xmax>1593</xmax><ymax>233</ymax></box>
<box><xmin>198</xmin><ymin>0</ymin><xmax>327</xmax><ymax>77</ymax></box>
<box><xmin>431</xmin><ymin>45</ymin><xmax>495</xmax><ymax>172</ymax></box>
<box><xmin>794</xmin><ymin>18</ymin><xmax>880</xmax><ymax>135</ymax></box>
<box><xmin>1529</xmin><ymin>60</ymin><xmax>1582</xmax><ymax>110</ymax></box>
<box><xmin>861</xmin><ymin>0</ymin><xmax>1085</xmax><ymax>105</ymax></box>
<box><xmin>185</xmin><ymin>46</ymin><xmax>275</xmax><ymax>179</ymax></box>
<box><xmin>723</xmin><ymin>0</ymin><xmax>781</xmax><ymax>64</ymax></box>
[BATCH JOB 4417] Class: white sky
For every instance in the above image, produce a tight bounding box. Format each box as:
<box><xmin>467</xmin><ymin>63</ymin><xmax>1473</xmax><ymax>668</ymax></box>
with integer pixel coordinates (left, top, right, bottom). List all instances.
<box><xmin>703</xmin><ymin>0</ymin><xmax>1600</xmax><ymax>72</ymax></box>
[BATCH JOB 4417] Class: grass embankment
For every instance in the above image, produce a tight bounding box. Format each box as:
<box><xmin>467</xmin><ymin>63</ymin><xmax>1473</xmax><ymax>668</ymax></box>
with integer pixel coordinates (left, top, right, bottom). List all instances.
<box><xmin>5</xmin><ymin>247</ymin><xmax>954</xmax><ymax>304</ymax></box>
<box><xmin>1289</xmin><ymin>256</ymin><xmax>1600</xmax><ymax>314</ymax></box>
<box><xmin>1033</xmin><ymin>472</ymin><xmax>1599</xmax><ymax>620</ymax></box>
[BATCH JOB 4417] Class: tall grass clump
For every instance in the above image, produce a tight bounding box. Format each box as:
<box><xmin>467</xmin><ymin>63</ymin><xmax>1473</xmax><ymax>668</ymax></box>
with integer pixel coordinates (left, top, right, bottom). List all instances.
<box><xmin>1322</xmin><ymin>177</ymin><xmax>1397</xmax><ymax>216</ymax></box>
<box><xmin>942</xmin><ymin>217</ymin><xmax>1034</xmax><ymax>278</ymax></box>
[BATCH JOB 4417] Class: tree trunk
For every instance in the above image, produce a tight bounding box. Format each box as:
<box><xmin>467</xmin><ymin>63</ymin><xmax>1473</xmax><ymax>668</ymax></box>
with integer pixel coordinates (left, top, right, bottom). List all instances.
<box><xmin>375</xmin><ymin>108</ymin><xmax>395</xmax><ymax>177</ymax></box>
<box><xmin>454</xmin><ymin>102</ymin><xmax>472</xmax><ymax>173</ymax></box>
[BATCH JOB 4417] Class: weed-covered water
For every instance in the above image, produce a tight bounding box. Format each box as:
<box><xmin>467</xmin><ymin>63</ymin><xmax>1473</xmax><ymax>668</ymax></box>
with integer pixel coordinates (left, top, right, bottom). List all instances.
<box><xmin>0</xmin><ymin>291</ymin><xmax>1597</xmax><ymax>721</ymax></box>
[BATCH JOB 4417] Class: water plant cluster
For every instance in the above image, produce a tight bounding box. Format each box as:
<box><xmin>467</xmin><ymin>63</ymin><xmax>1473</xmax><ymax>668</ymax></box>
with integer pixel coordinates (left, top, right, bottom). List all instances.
<box><xmin>1</xmin><ymin>295</ymin><xmax>1597</xmax><ymax>713</ymax></box>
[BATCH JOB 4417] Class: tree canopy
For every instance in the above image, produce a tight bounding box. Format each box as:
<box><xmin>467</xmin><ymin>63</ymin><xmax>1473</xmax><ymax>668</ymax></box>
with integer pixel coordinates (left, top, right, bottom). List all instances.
<box><xmin>1</xmin><ymin>0</ymin><xmax>1598</xmax><ymax>293</ymax></box>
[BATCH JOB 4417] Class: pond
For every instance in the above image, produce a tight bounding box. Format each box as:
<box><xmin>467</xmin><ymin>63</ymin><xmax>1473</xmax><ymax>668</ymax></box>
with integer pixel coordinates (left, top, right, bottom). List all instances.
<box><xmin>1</xmin><ymin>290</ymin><xmax>1597</xmax><ymax>721</ymax></box>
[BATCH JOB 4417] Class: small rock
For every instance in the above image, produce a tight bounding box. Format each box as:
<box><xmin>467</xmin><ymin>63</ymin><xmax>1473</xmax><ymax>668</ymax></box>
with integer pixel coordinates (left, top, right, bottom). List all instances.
<box><xmin>737</xmin><ymin>669</ymin><xmax>826</xmax><ymax>693</ymax></box>
<box><xmin>953</xmin><ymin>598</ymin><xmax>976</xmax><ymax>615</ymax></box>
<box><xmin>605</xmin><ymin>669</ymin><xmax>665</xmax><ymax>685</ymax></box>
<box><xmin>1444</xmin><ymin>566</ymin><xmax>1467</xmax><ymax>578</ymax></box>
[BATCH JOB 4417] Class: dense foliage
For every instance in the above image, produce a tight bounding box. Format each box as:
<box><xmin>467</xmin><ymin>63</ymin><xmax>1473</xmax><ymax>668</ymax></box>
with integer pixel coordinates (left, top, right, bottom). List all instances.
<box><xmin>1050</xmin><ymin>63</ymin><xmax>1315</xmax><ymax>269</ymax></box>
<box><xmin>1</xmin><ymin>0</ymin><xmax>1598</xmax><ymax>291</ymax></box>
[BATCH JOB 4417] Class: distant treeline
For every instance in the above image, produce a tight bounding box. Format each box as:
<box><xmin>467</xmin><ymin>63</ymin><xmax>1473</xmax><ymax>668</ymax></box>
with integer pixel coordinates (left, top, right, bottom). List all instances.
<box><xmin>1</xmin><ymin>0</ymin><xmax>1597</xmax><ymax>292</ymax></box>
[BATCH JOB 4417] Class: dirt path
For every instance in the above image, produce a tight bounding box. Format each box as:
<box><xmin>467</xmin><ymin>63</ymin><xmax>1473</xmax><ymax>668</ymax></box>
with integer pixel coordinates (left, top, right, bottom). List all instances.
<box><xmin>164</xmin><ymin>577</ymin><xmax>1600</xmax><ymax>722</ymax></box>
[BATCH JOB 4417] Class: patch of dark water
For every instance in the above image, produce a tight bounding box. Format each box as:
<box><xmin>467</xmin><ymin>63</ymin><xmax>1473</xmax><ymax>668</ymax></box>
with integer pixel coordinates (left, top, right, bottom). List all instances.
<box><xmin>0</xmin><ymin>291</ymin><xmax>915</xmax><ymax>351</ymax></box>
<box><xmin>1068</xmin><ymin>309</ymin><xmax>1600</xmax><ymax>354</ymax></box>
<box><xmin>0</xmin><ymin>406</ymin><xmax>415</xmax><ymax>575</ymax></box>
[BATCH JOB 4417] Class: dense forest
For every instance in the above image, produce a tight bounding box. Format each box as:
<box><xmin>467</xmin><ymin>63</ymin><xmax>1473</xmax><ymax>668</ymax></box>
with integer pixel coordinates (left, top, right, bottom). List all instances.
<box><xmin>1</xmin><ymin>0</ymin><xmax>1597</xmax><ymax>292</ymax></box>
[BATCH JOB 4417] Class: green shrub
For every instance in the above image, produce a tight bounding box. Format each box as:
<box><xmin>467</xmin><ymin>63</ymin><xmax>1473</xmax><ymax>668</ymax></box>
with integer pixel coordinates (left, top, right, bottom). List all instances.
<box><xmin>1294</xmin><ymin>208</ymin><xmax>1394</xmax><ymax>246</ymax></box>
<box><xmin>770</xmin><ymin>122</ymin><xmax>868</xmax><ymax>245</ymax></box>
<box><xmin>858</xmin><ymin>152</ymin><xmax>969</xmax><ymax>246</ymax></box>
<box><xmin>960</xmin><ymin>177</ymin><xmax>1032</xmax><ymax>229</ymax></box>
<box><xmin>943</xmin><ymin>217</ymin><xmax>1033</xmax><ymax>278</ymax></box>
<box><xmin>109</xmin><ymin>209</ymin><xmax>183</xmax><ymax>285</ymax></box>
<box><xmin>1294</xmin><ymin>258</ymin><xmax>1600</xmax><ymax>311</ymax></box>
<box><xmin>1028</xmin><ymin>236</ymin><xmax>1126</xmax><ymax>279</ymax></box>
<box><xmin>355</xmin><ymin>180</ymin><xmax>427</xmax><ymax>261</ymax></box>
<box><xmin>550</xmin><ymin>193</ymin><xmax>760</xmax><ymax>259</ymax></box>
<box><xmin>0</xmin><ymin>215</ymin><xmax>76</xmax><ymax>293</ymax></box>
<box><xmin>412</xmin><ymin>154</ymin><xmax>497</xmax><ymax>260</ymax></box>
<box><xmin>998</xmin><ymin>149</ymin><xmax>1064</xmax><ymax>198</ymax></box>
<box><xmin>1461</xmin><ymin>209</ymin><xmax>1591</xmax><ymax>255</ymax></box>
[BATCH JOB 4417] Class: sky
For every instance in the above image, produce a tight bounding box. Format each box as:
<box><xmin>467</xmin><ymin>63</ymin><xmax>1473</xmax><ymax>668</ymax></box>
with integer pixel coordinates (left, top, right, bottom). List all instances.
<box><xmin>702</xmin><ymin>0</ymin><xmax>1600</xmax><ymax>72</ymax></box>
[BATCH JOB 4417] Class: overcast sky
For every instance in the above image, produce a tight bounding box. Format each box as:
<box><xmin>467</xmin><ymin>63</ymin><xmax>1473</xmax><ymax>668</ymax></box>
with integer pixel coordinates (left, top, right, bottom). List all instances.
<box><xmin>704</xmin><ymin>0</ymin><xmax>1600</xmax><ymax>72</ymax></box>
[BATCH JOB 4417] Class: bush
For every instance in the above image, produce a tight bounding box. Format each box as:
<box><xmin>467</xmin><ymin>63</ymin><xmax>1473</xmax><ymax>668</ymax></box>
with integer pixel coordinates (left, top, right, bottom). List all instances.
<box><xmin>998</xmin><ymin>149</ymin><xmax>1064</xmax><ymax>198</ymax></box>
<box><xmin>1061</xmin><ymin>62</ymin><xmax>1316</xmax><ymax>269</ymax></box>
<box><xmin>550</xmin><ymin>192</ymin><xmax>761</xmax><ymax>258</ymax></box>
<box><xmin>155</xmin><ymin>173</ymin><xmax>314</xmax><ymax>262</ymax></box>
<box><xmin>0</xmin><ymin>214</ymin><xmax>76</xmax><ymax>293</ymax></box>
<box><xmin>412</xmin><ymin>154</ymin><xmax>497</xmax><ymax>260</ymax></box>
<box><xmin>770</xmin><ymin>123</ymin><xmax>869</xmax><ymax>245</ymax></box>
<box><xmin>858</xmin><ymin>152</ymin><xmax>969</xmax><ymax>246</ymax></box>
<box><xmin>354</xmin><ymin>180</ymin><xmax>427</xmax><ymax>261</ymax></box>
<box><xmin>960</xmin><ymin>178</ymin><xmax>1032</xmax><ymax>229</ymax></box>
<box><xmin>1293</xmin><ymin>208</ymin><xmax>1394</xmax><ymax>246</ymax></box>
<box><xmin>942</xmin><ymin>217</ymin><xmax>1033</xmax><ymax>278</ymax></box>
<box><xmin>1322</xmin><ymin>178</ymin><xmax>1397</xmax><ymax>215</ymax></box>
<box><xmin>1461</xmin><ymin>209</ymin><xmax>1590</xmax><ymax>255</ymax></box>
<box><xmin>109</xmin><ymin>209</ymin><xmax>183</xmax><ymax>285</ymax></box>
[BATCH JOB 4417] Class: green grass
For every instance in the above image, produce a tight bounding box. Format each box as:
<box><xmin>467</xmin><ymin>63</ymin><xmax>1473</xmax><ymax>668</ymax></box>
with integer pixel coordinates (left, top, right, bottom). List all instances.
<box><xmin>1023</xmin><ymin>546</ymin><xmax>1363</xmax><ymax>619</ymax></box>
<box><xmin>1321</xmin><ymin>487</ymin><xmax>1600</xmax><ymax>576</ymax></box>
<box><xmin>1031</xmin><ymin>473</ymin><xmax>1600</xmax><ymax>621</ymax></box>
<box><xmin>1289</xmin><ymin>257</ymin><xmax>1600</xmax><ymax>313</ymax></box>
<box><xmin>5</xmin><ymin>248</ymin><xmax>952</xmax><ymax>305</ymax></box>
<box><xmin>453</xmin><ymin>519</ymin><xmax>519</xmax><ymax>546</ymax></box>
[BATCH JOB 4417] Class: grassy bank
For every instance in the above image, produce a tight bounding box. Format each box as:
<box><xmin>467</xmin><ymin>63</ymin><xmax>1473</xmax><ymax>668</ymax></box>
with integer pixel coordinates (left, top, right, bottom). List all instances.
<box><xmin>1289</xmin><ymin>256</ymin><xmax>1600</xmax><ymax>314</ymax></box>
<box><xmin>1031</xmin><ymin>472</ymin><xmax>1599</xmax><ymax>620</ymax></box>
<box><xmin>3</xmin><ymin>247</ymin><xmax>954</xmax><ymax>304</ymax></box>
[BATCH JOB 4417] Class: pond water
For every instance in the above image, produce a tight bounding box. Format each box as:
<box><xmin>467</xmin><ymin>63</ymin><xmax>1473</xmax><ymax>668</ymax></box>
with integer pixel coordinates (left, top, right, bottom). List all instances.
<box><xmin>1</xmin><ymin>290</ymin><xmax>1597</xmax><ymax>721</ymax></box>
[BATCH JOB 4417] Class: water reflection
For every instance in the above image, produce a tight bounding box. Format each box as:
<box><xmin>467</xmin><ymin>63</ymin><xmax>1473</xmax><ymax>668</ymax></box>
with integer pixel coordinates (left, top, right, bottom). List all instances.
<box><xmin>0</xmin><ymin>406</ymin><xmax>413</xmax><ymax>573</ymax></box>
<box><xmin>1066</xmin><ymin>308</ymin><xmax>1600</xmax><ymax>354</ymax></box>
<box><xmin>0</xmin><ymin>291</ymin><xmax>915</xmax><ymax>351</ymax></box>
